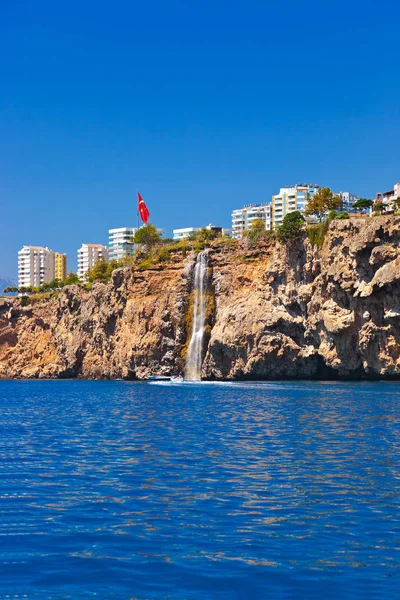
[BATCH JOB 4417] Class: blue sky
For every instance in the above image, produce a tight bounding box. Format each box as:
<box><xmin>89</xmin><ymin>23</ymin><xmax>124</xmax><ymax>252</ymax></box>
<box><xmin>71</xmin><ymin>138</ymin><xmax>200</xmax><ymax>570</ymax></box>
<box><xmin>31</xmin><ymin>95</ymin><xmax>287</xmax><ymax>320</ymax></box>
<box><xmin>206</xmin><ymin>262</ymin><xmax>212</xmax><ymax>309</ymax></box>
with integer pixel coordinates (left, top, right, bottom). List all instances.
<box><xmin>1</xmin><ymin>0</ymin><xmax>399</xmax><ymax>277</ymax></box>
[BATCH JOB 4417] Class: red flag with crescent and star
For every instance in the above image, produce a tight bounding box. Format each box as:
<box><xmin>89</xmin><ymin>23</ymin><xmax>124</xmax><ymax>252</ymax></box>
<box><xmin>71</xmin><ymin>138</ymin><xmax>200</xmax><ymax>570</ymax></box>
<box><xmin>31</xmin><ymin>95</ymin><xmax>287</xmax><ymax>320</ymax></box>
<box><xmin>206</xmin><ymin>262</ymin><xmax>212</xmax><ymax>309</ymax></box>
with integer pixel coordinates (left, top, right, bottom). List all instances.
<box><xmin>137</xmin><ymin>192</ymin><xmax>150</xmax><ymax>224</ymax></box>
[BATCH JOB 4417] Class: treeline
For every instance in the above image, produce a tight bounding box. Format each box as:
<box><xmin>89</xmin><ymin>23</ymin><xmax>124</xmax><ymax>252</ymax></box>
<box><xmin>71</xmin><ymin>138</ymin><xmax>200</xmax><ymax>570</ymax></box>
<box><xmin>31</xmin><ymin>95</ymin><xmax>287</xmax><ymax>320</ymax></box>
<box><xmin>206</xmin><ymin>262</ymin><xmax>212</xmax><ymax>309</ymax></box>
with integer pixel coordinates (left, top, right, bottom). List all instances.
<box><xmin>4</xmin><ymin>272</ymin><xmax>81</xmax><ymax>295</ymax></box>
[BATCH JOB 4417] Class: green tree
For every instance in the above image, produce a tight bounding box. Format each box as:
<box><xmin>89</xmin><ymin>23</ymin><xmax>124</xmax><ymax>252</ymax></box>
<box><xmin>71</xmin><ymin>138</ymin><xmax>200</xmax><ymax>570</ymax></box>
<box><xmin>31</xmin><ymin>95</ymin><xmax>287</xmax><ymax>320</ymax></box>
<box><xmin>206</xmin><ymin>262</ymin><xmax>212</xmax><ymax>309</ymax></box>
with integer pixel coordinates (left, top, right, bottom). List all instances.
<box><xmin>245</xmin><ymin>218</ymin><xmax>270</xmax><ymax>244</ymax></box>
<box><xmin>353</xmin><ymin>198</ymin><xmax>373</xmax><ymax>212</ymax></box>
<box><xmin>3</xmin><ymin>286</ymin><xmax>18</xmax><ymax>294</ymax></box>
<box><xmin>278</xmin><ymin>211</ymin><xmax>305</xmax><ymax>243</ymax></box>
<box><xmin>374</xmin><ymin>202</ymin><xmax>386</xmax><ymax>214</ymax></box>
<box><xmin>38</xmin><ymin>282</ymin><xmax>51</xmax><ymax>292</ymax></box>
<box><xmin>133</xmin><ymin>224</ymin><xmax>162</xmax><ymax>250</ymax></box>
<box><xmin>304</xmin><ymin>187</ymin><xmax>341</xmax><ymax>222</ymax></box>
<box><xmin>392</xmin><ymin>197</ymin><xmax>400</xmax><ymax>212</ymax></box>
<box><xmin>335</xmin><ymin>211</ymin><xmax>350</xmax><ymax>220</ymax></box>
<box><xmin>86</xmin><ymin>259</ymin><xmax>123</xmax><ymax>283</ymax></box>
<box><xmin>104</xmin><ymin>259</ymin><xmax>122</xmax><ymax>279</ymax></box>
<box><xmin>49</xmin><ymin>278</ymin><xmax>62</xmax><ymax>289</ymax></box>
<box><xmin>86</xmin><ymin>259</ymin><xmax>109</xmax><ymax>283</ymax></box>
<box><xmin>62</xmin><ymin>271</ymin><xmax>80</xmax><ymax>286</ymax></box>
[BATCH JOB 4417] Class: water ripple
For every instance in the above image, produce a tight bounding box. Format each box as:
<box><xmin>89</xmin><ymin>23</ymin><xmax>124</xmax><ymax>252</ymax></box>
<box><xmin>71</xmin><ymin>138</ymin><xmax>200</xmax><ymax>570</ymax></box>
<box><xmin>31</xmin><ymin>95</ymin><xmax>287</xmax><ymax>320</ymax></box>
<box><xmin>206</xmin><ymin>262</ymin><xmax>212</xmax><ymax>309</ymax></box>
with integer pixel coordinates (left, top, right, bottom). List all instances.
<box><xmin>0</xmin><ymin>380</ymin><xmax>400</xmax><ymax>598</ymax></box>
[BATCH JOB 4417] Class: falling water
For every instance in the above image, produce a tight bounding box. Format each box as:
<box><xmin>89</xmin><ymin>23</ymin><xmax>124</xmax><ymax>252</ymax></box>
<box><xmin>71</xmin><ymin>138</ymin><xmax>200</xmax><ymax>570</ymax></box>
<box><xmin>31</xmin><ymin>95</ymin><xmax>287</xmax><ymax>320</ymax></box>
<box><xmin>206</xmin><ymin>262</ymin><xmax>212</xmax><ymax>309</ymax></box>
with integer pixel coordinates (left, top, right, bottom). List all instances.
<box><xmin>185</xmin><ymin>252</ymin><xmax>208</xmax><ymax>380</ymax></box>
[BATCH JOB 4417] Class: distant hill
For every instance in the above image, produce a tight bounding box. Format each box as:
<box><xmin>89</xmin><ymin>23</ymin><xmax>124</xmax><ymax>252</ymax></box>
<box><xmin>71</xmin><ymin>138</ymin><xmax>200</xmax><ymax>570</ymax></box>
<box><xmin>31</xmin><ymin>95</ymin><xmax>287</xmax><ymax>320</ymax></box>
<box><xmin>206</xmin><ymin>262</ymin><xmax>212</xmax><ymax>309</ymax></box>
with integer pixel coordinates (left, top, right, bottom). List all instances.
<box><xmin>0</xmin><ymin>277</ymin><xmax>18</xmax><ymax>295</ymax></box>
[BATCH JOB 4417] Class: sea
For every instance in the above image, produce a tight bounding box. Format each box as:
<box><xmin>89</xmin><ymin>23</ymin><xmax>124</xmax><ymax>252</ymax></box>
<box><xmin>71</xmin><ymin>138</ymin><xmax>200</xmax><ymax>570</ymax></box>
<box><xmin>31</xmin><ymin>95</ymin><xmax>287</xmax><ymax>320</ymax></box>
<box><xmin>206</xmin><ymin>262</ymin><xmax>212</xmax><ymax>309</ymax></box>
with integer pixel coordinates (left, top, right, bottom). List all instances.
<box><xmin>0</xmin><ymin>379</ymin><xmax>400</xmax><ymax>599</ymax></box>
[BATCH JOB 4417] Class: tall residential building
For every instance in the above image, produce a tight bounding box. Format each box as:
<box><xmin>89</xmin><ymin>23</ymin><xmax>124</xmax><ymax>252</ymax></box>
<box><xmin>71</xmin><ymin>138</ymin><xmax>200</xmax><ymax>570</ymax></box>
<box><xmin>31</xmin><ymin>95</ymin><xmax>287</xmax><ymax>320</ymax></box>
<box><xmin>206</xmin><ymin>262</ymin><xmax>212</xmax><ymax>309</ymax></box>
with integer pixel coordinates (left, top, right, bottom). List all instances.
<box><xmin>173</xmin><ymin>227</ymin><xmax>200</xmax><ymax>241</ymax></box>
<box><xmin>77</xmin><ymin>244</ymin><xmax>109</xmax><ymax>281</ymax></box>
<box><xmin>18</xmin><ymin>246</ymin><xmax>55</xmax><ymax>288</ymax></box>
<box><xmin>271</xmin><ymin>183</ymin><xmax>320</xmax><ymax>229</ymax></box>
<box><xmin>376</xmin><ymin>182</ymin><xmax>400</xmax><ymax>211</ymax></box>
<box><xmin>109</xmin><ymin>227</ymin><xmax>137</xmax><ymax>261</ymax></box>
<box><xmin>55</xmin><ymin>253</ymin><xmax>67</xmax><ymax>281</ymax></box>
<box><xmin>231</xmin><ymin>203</ymin><xmax>272</xmax><ymax>239</ymax></box>
<box><xmin>338</xmin><ymin>192</ymin><xmax>359</xmax><ymax>213</ymax></box>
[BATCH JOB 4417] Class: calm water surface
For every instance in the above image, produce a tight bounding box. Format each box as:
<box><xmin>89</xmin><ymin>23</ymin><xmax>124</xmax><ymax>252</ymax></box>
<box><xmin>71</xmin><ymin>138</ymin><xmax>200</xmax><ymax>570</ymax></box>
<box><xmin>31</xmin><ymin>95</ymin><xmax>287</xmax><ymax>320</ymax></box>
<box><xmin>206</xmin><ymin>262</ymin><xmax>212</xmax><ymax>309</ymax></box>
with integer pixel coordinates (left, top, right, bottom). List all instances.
<box><xmin>0</xmin><ymin>380</ymin><xmax>400</xmax><ymax>599</ymax></box>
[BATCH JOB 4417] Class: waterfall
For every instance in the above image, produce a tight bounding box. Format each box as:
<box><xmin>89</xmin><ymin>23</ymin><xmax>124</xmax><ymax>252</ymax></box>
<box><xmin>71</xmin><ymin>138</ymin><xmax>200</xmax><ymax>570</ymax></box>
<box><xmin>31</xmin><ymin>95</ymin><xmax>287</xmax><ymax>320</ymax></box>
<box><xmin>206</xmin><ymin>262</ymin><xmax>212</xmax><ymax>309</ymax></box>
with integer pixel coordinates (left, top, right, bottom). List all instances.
<box><xmin>185</xmin><ymin>252</ymin><xmax>208</xmax><ymax>381</ymax></box>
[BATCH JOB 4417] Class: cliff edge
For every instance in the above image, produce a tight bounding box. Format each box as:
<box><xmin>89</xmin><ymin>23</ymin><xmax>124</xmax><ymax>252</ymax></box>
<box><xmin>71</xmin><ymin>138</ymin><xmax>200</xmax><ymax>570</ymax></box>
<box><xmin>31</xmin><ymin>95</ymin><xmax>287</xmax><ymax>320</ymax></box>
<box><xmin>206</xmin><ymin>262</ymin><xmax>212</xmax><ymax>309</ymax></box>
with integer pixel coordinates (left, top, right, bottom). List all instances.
<box><xmin>2</xmin><ymin>216</ymin><xmax>400</xmax><ymax>380</ymax></box>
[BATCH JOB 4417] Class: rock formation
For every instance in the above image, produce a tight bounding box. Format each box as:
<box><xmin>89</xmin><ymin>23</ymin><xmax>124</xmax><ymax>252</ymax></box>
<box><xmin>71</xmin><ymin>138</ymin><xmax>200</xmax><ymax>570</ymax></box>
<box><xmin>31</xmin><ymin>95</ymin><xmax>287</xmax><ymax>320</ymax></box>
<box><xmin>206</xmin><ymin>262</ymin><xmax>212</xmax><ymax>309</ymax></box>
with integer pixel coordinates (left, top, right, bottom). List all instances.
<box><xmin>2</xmin><ymin>216</ymin><xmax>400</xmax><ymax>380</ymax></box>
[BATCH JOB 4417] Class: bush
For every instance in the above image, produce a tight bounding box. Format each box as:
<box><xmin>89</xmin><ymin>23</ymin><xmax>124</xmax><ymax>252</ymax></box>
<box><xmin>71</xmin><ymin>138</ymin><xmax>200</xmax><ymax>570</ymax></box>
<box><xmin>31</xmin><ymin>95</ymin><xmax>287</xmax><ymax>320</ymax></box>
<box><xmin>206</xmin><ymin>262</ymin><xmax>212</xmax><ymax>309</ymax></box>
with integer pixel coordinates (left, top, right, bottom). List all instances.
<box><xmin>20</xmin><ymin>296</ymin><xmax>30</xmax><ymax>307</ymax></box>
<box><xmin>307</xmin><ymin>221</ymin><xmax>329</xmax><ymax>248</ymax></box>
<box><xmin>220</xmin><ymin>237</ymin><xmax>239</xmax><ymax>251</ymax></box>
<box><xmin>151</xmin><ymin>247</ymin><xmax>169</xmax><ymax>264</ymax></box>
<box><xmin>278</xmin><ymin>211</ymin><xmax>305</xmax><ymax>243</ymax></box>
<box><xmin>335</xmin><ymin>211</ymin><xmax>349</xmax><ymax>220</ymax></box>
<box><xmin>86</xmin><ymin>259</ymin><xmax>124</xmax><ymax>283</ymax></box>
<box><xmin>62</xmin><ymin>271</ymin><xmax>80</xmax><ymax>286</ymax></box>
<box><xmin>137</xmin><ymin>256</ymin><xmax>153</xmax><ymax>270</ymax></box>
<box><xmin>188</xmin><ymin>227</ymin><xmax>217</xmax><ymax>244</ymax></box>
<box><xmin>245</xmin><ymin>218</ymin><xmax>272</xmax><ymax>247</ymax></box>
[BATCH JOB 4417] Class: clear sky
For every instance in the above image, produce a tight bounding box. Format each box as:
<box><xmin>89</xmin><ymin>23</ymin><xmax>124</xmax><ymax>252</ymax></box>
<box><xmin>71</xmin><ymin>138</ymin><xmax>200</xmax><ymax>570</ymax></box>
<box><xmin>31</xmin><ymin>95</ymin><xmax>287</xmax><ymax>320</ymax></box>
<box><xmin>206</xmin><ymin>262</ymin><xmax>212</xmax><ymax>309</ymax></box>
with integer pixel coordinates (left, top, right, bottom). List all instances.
<box><xmin>1</xmin><ymin>0</ymin><xmax>399</xmax><ymax>277</ymax></box>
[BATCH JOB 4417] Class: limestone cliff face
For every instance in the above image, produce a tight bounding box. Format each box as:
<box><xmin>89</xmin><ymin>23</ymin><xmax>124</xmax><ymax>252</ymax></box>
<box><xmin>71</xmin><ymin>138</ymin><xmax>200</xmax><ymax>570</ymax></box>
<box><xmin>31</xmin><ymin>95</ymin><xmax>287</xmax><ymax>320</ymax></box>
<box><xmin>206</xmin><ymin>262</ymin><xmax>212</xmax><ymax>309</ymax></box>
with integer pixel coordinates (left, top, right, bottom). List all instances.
<box><xmin>2</xmin><ymin>216</ymin><xmax>400</xmax><ymax>380</ymax></box>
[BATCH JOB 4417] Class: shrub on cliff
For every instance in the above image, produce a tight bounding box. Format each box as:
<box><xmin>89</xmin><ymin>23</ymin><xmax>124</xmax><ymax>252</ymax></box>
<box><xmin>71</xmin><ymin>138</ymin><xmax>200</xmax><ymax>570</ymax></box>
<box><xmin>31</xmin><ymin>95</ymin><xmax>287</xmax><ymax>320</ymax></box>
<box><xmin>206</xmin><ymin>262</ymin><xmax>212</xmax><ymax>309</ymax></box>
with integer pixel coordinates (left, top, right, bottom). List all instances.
<box><xmin>335</xmin><ymin>211</ymin><xmax>350</xmax><ymax>220</ymax></box>
<box><xmin>307</xmin><ymin>221</ymin><xmax>329</xmax><ymax>248</ymax></box>
<box><xmin>245</xmin><ymin>218</ymin><xmax>272</xmax><ymax>247</ymax></box>
<box><xmin>62</xmin><ymin>271</ymin><xmax>80</xmax><ymax>286</ymax></box>
<box><xmin>188</xmin><ymin>227</ymin><xmax>217</xmax><ymax>244</ymax></box>
<box><xmin>277</xmin><ymin>211</ymin><xmax>305</xmax><ymax>243</ymax></box>
<box><xmin>87</xmin><ymin>259</ymin><xmax>122</xmax><ymax>283</ymax></box>
<box><xmin>20</xmin><ymin>296</ymin><xmax>30</xmax><ymax>307</ymax></box>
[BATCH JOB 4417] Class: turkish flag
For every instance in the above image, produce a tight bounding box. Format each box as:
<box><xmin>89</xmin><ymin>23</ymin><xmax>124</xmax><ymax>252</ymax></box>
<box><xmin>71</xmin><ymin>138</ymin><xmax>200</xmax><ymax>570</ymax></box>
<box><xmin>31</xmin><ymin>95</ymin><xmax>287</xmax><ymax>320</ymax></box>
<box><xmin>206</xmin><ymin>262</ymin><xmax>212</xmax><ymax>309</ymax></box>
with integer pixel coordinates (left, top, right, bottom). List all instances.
<box><xmin>138</xmin><ymin>192</ymin><xmax>150</xmax><ymax>224</ymax></box>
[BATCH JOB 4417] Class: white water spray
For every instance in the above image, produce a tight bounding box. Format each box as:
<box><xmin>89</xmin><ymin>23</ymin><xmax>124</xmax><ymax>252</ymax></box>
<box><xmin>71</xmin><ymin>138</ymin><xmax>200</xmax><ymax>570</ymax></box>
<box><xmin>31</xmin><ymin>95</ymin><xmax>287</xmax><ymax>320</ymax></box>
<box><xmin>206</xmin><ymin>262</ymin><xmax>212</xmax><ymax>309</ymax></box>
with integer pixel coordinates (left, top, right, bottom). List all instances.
<box><xmin>185</xmin><ymin>252</ymin><xmax>208</xmax><ymax>381</ymax></box>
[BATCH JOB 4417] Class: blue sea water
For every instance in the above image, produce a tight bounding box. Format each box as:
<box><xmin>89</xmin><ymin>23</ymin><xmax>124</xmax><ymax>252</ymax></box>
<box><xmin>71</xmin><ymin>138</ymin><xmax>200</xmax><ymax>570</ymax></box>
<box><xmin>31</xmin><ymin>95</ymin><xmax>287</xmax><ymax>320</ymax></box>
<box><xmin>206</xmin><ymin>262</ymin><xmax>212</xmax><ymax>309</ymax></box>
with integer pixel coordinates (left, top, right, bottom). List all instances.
<box><xmin>0</xmin><ymin>380</ymin><xmax>400</xmax><ymax>599</ymax></box>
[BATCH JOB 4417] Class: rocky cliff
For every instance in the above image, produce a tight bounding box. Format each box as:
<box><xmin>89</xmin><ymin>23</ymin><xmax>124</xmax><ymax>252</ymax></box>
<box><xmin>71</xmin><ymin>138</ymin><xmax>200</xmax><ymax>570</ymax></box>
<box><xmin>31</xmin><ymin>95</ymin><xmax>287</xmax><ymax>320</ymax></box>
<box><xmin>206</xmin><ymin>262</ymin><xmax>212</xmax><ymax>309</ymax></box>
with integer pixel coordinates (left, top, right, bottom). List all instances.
<box><xmin>2</xmin><ymin>216</ymin><xmax>400</xmax><ymax>380</ymax></box>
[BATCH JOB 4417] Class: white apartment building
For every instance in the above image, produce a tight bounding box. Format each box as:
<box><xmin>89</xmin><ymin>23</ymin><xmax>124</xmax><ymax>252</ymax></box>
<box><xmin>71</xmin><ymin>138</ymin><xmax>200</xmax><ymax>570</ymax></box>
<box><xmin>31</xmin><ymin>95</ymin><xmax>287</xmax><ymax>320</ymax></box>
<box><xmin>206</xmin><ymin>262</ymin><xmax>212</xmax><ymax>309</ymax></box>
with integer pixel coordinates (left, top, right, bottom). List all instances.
<box><xmin>338</xmin><ymin>192</ymin><xmax>359</xmax><ymax>213</ymax></box>
<box><xmin>376</xmin><ymin>182</ymin><xmax>400</xmax><ymax>211</ymax></box>
<box><xmin>77</xmin><ymin>244</ymin><xmax>109</xmax><ymax>281</ymax></box>
<box><xmin>271</xmin><ymin>184</ymin><xmax>319</xmax><ymax>229</ymax></box>
<box><xmin>173</xmin><ymin>227</ymin><xmax>200</xmax><ymax>241</ymax></box>
<box><xmin>18</xmin><ymin>246</ymin><xmax>55</xmax><ymax>288</ymax></box>
<box><xmin>109</xmin><ymin>227</ymin><xmax>138</xmax><ymax>261</ymax></box>
<box><xmin>231</xmin><ymin>203</ymin><xmax>272</xmax><ymax>239</ymax></box>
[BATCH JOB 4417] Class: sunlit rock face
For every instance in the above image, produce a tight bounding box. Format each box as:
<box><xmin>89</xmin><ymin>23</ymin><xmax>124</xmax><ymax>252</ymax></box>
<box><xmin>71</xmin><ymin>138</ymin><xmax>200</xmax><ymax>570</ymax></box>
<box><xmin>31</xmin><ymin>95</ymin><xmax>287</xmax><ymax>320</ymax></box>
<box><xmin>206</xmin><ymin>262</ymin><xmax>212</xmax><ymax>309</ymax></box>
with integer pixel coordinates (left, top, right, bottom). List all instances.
<box><xmin>2</xmin><ymin>216</ymin><xmax>400</xmax><ymax>380</ymax></box>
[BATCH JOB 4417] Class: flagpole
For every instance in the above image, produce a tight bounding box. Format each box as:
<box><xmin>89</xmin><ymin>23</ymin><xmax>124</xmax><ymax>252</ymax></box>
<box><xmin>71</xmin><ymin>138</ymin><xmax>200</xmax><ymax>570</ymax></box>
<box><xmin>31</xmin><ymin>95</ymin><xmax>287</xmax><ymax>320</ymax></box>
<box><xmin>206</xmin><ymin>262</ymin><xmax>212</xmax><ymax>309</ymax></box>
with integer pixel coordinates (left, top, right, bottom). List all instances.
<box><xmin>137</xmin><ymin>189</ymin><xmax>140</xmax><ymax>232</ymax></box>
